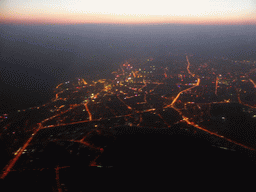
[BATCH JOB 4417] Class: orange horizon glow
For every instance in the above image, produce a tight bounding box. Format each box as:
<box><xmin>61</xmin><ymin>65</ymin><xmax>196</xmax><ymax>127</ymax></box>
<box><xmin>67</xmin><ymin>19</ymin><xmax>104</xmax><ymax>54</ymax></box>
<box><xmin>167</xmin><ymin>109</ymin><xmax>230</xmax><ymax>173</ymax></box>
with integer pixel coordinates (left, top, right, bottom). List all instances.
<box><xmin>1</xmin><ymin>11</ymin><xmax>256</xmax><ymax>26</ymax></box>
<box><xmin>1</xmin><ymin>0</ymin><xmax>255</xmax><ymax>26</ymax></box>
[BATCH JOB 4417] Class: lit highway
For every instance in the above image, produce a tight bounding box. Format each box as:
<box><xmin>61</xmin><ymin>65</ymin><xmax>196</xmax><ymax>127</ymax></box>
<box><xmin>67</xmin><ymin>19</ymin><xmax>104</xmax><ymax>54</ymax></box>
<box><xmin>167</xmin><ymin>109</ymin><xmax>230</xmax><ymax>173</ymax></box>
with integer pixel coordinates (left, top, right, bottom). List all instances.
<box><xmin>84</xmin><ymin>102</ymin><xmax>92</xmax><ymax>121</ymax></box>
<box><xmin>1</xmin><ymin>56</ymin><xmax>256</xmax><ymax>182</ymax></box>
<box><xmin>236</xmin><ymin>88</ymin><xmax>242</xmax><ymax>104</ymax></box>
<box><xmin>164</xmin><ymin>78</ymin><xmax>200</xmax><ymax>109</ymax></box>
<box><xmin>215</xmin><ymin>76</ymin><xmax>218</xmax><ymax>95</ymax></box>
<box><xmin>0</xmin><ymin>86</ymin><xmax>106</xmax><ymax>179</ymax></box>
<box><xmin>236</xmin><ymin>85</ymin><xmax>256</xmax><ymax>109</ymax></box>
<box><xmin>172</xmin><ymin>105</ymin><xmax>255</xmax><ymax>151</ymax></box>
<box><xmin>56</xmin><ymin>83</ymin><xmax>63</xmax><ymax>89</ymax></box>
<box><xmin>157</xmin><ymin>113</ymin><xmax>171</xmax><ymax>128</ymax></box>
<box><xmin>165</xmin><ymin>56</ymin><xmax>256</xmax><ymax>152</ymax></box>
<box><xmin>1</xmin><ymin>123</ymin><xmax>43</xmax><ymax>179</ymax></box>
<box><xmin>117</xmin><ymin>96</ymin><xmax>132</xmax><ymax>110</ymax></box>
<box><xmin>186</xmin><ymin>55</ymin><xmax>195</xmax><ymax>77</ymax></box>
<box><xmin>249</xmin><ymin>79</ymin><xmax>256</xmax><ymax>88</ymax></box>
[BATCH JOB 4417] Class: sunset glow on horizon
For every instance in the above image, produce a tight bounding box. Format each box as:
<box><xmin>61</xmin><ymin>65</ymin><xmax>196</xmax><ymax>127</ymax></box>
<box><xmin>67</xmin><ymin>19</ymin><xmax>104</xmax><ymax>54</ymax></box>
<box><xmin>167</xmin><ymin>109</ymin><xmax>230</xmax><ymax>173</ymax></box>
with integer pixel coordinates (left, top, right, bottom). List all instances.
<box><xmin>1</xmin><ymin>0</ymin><xmax>255</xmax><ymax>25</ymax></box>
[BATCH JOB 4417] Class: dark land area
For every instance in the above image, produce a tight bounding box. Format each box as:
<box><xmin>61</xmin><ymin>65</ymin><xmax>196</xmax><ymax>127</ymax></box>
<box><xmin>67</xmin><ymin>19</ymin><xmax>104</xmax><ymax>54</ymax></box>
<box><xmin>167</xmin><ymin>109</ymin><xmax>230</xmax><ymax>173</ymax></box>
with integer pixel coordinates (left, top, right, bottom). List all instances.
<box><xmin>1</xmin><ymin>125</ymin><xmax>256</xmax><ymax>191</ymax></box>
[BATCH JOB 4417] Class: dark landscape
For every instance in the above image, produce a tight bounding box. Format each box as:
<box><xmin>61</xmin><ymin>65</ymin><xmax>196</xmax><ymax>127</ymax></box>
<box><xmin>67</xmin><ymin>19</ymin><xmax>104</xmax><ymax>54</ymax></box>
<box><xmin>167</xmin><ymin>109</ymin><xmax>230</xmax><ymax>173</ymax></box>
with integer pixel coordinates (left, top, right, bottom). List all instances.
<box><xmin>1</xmin><ymin>1</ymin><xmax>256</xmax><ymax>191</ymax></box>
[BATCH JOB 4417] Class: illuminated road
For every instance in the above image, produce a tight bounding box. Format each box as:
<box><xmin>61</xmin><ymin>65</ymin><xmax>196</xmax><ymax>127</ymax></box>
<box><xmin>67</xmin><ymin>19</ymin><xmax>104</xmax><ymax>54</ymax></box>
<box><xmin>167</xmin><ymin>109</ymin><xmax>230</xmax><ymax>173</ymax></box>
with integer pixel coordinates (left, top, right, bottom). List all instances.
<box><xmin>55</xmin><ymin>165</ymin><xmax>62</xmax><ymax>192</ymax></box>
<box><xmin>42</xmin><ymin>113</ymin><xmax>133</xmax><ymax>129</ymax></box>
<box><xmin>236</xmin><ymin>88</ymin><xmax>242</xmax><ymax>104</ymax></box>
<box><xmin>165</xmin><ymin>56</ymin><xmax>200</xmax><ymax>108</ymax></box>
<box><xmin>249</xmin><ymin>79</ymin><xmax>256</xmax><ymax>88</ymax></box>
<box><xmin>138</xmin><ymin>79</ymin><xmax>147</xmax><ymax>92</ymax></box>
<box><xmin>0</xmin><ymin>110</ymin><xmax>107</xmax><ymax>179</ymax></box>
<box><xmin>164</xmin><ymin>78</ymin><xmax>200</xmax><ymax>108</ymax></box>
<box><xmin>166</xmin><ymin>55</ymin><xmax>200</xmax><ymax>107</ymax></box>
<box><xmin>117</xmin><ymin>96</ymin><xmax>132</xmax><ymax>110</ymax></box>
<box><xmin>186</xmin><ymin>55</ymin><xmax>195</xmax><ymax>77</ymax></box>
<box><xmin>1</xmin><ymin>123</ymin><xmax>43</xmax><ymax>179</ymax></box>
<box><xmin>1</xmin><ymin>87</ymin><xmax>107</xmax><ymax>179</ymax></box>
<box><xmin>149</xmin><ymin>82</ymin><xmax>161</xmax><ymax>93</ymax></box>
<box><xmin>55</xmin><ymin>90</ymin><xmax>64</xmax><ymax>101</ymax></box>
<box><xmin>74</xmin><ymin>138</ymin><xmax>104</xmax><ymax>167</ymax></box>
<box><xmin>236</xmin><ymin>87</ymin><xmax>256</xmax><ymax>108</ymax></box>
<box><xmin>41</xmin><ymin>104</ymin><xmax>81</xmax><ymax>125</ymax></box>
<box><xmin>172</xmin><ymin>106</ymin><xmax>255</xmax><ymax>151</ymax></box>
<box><xmin>164</xmin><ymin>56</ymin><xmax>255</xmax><ymax>151</ymax></box>
<box><xmin>84</xmin><ymin>102</ymin><xmax>92</xmax><ymax>121</ymax></box>
<box><xmin>56</xmin><ymin>83</ymin><xmax>63</xmax><ymax>89</ymax></box>
<box><xmin>157</xmin><ymin>113</ymin><xmax>171</xmax><ymax>128</ymax></box>
<box><xmin>215</xmin><ymin>76</ymin><xmax>218</xmax><ymax>95</ymax></box>
<box><xmin>2</xmin><ymin>57</ymin><xmax>256</xmax><ymax>181</ymax></box>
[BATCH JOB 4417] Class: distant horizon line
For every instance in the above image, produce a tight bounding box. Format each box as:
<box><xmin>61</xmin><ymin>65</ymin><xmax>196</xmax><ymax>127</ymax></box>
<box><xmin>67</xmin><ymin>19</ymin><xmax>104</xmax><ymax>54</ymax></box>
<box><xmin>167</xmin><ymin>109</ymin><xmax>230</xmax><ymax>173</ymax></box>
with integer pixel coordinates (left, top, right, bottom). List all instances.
<box><xmin>1</xmin><ymin>22</ymin><xmax>256</xmax><ymax>26</ymax></box>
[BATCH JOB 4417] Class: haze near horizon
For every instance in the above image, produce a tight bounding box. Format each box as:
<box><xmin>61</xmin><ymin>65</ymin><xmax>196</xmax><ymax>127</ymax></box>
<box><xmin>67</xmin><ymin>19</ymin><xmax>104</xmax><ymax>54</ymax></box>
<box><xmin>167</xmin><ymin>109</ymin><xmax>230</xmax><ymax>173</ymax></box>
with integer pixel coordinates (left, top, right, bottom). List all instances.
<box><xmin>0</xmin><ymin>0</ymin><xmax>255</xmax><ymax>25</ymax></box>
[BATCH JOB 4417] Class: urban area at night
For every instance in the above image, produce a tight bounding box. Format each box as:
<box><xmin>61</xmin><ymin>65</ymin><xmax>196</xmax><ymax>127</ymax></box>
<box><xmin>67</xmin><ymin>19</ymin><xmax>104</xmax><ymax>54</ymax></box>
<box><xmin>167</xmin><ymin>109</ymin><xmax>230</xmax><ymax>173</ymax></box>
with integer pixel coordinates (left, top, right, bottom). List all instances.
<box><xmin>1</xmin><ymin>54</ymin><xmax>256</xmax><ymax>190</ymax></box>
<box><xmin>1</xmin><ymin>0</ymin><xmax>256</xmax><ymax>190</ymax></box>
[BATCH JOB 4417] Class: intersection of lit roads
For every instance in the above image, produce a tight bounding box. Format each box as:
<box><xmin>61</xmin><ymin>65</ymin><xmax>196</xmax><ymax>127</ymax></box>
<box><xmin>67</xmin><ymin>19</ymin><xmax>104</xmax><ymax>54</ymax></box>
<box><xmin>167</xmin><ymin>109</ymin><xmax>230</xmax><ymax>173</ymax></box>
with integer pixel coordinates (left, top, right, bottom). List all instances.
<box><xmin>1</xmin><ymin>55</ymin><xmax>256</xmax><ymax>184</ymax></box>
